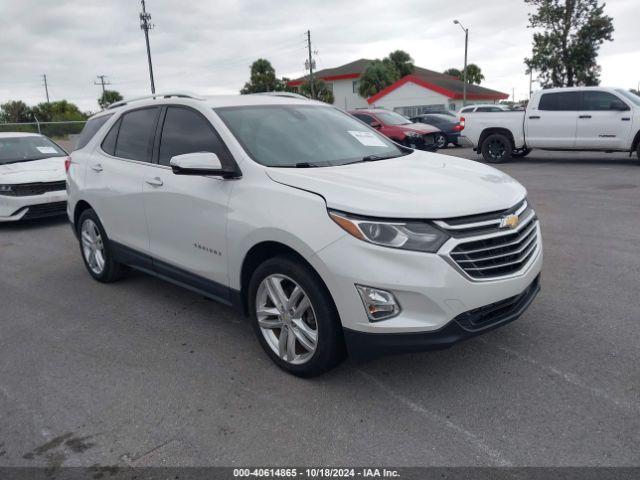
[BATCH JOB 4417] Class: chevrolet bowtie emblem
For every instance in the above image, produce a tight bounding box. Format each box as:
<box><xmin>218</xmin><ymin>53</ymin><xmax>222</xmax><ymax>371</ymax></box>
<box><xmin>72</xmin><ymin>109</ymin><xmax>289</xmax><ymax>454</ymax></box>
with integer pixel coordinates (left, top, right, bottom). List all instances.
<box><xmin>500</xmin><ymin>214</ymin><xmax>520</xmax><ymax>229</ymax></box>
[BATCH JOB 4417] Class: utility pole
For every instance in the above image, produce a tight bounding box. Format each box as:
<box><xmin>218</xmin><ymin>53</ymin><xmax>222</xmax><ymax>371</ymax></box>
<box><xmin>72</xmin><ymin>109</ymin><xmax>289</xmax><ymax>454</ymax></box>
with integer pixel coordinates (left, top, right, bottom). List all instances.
<box><xmin>94</xmin><ymin>75</ymin><xmax>111</xmax><ymax>94</ymax></box>
<box><xmin>42</xmin><ymin>74</ymin><xmax>50</xmax><ymax>103</ymax></box>
<box><xmin>140</xmin><ymin>0</ymin><xmax>156</xmax><ymax>94</ymax></box>
<box><xmin>453</xmin><ymin>20</ymin><xmax>468</xmax><ymax>106</ymax></box>
<box><xmin>306</xmin><ymin>30</ymin><xmax>315</xmax><ymax>99</ymax></box>
<box><xmin>529</xmin><ymin>69</ymin><xmax>533</xmax><ymax>98</ymax></box>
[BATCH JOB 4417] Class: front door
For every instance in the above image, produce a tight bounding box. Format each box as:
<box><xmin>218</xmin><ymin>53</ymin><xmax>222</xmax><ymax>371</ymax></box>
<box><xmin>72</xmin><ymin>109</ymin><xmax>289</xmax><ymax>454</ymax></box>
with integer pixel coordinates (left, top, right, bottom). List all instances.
<box><xmin>576</xmin><ymin>90</ymin><xmax>632</xmax><ymax>150</ymax></box>
<box><xmin>142</xmin><ymin>106</ymin><xmax>236</xmax><ymax>299</ymax></box>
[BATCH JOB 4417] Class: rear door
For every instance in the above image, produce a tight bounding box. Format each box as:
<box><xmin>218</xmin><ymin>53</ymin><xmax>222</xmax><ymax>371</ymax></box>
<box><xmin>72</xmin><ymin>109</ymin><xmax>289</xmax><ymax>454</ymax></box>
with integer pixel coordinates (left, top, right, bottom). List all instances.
<box><xmin>576</xmin><ymin>90</ymin><xmax>632</xmax><ymax>149</ymax></box>
<box><xmin>526</xmin><ymin>92</ymin><xmax>580</xmax><ymax>148</ymax></box>
<box><xmin>84</xmin><ymin>107</ymin><xmax>160</xmax><ymax>255</ymax></box>
<box><xmin>142</xmin><ymin>105</ymin><xmax>236</xmax><ymax>297</ymax></box>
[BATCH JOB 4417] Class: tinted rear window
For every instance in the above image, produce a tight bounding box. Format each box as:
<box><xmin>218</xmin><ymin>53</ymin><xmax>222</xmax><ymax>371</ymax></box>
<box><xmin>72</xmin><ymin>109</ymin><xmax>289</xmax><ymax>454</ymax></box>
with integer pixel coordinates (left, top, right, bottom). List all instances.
<box><xmin>114</xmin><ymin>108</ymin><xmax>160</xmax><ymax>162</ymax></box>
<box><xmin>75</xmin><ymin>114</ymin><xmax>113</xmax><ymax>151</ymax></box>
<box><xmin>538</xmin><ymin>92</ymin><xmax>580</xmax><ymax>111</ymax></box>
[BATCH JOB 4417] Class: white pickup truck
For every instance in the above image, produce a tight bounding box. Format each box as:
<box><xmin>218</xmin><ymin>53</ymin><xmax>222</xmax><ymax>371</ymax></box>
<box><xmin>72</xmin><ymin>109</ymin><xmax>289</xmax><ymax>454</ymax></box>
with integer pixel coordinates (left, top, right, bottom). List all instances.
<box><xmin>460</xmin><ymin>87</ymin><xmax>640</xmax><ymax>163</ymax></box>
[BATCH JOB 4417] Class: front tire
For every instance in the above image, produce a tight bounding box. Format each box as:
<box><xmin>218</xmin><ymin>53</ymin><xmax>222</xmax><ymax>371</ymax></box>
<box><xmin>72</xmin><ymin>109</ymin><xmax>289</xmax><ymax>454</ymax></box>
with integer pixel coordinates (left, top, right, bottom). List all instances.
<box><xmin>481</xmin><ymin>133</ymin><xmax>513</xmax><ymax>163</ymax></box>
<box><xmin>77</xmin><ymin>209</ymin><xmax>125</xmax><ymax>283</ymax></box>
<box><xmin>248</xmin><ymin>255</ymin><xmax>345</xmax><ymax>377</ymax></box>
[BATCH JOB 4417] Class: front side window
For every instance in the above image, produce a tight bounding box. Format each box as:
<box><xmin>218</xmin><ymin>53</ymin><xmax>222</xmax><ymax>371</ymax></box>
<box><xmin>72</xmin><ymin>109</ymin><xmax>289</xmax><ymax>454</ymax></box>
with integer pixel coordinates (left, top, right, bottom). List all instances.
<box><xmin>159</xmin><ymin>107</ymin><xmax>229</xmax><ymax>166</ymax></box>
<box><xmin>215</xmin><ymin>105</ymin><xmax>404</xmax><ymax>168</ymax></box>
<box><xmin>615</xmin><ymin>89</ymin><xmax>640</xmax><ymax>107</ymax></box>
<box><xmin>538</xmin><ymin>92</ymin><xmax>580</xmax><ymax>111</ymax></box>
<box><xmin>0</xmin><ymin>135</ymin><xmax>66</xmax><ymax>164</ymax></box>
<box><xmin>375</xmin><ymin>111</ymin><xmax>412</xmax><ymax>126</ymax></box>
<box><xmin>75</xmin><ymin>114</ymin><xmax>113</xmax><ymax>151</ymax></box>
<box><xmin>461</xmin><ymin>107</ymin><xmax>473</xmax><ymax>113</ymax></box>
<box><xmin>582</xmin><ymin>91</ymin><xmax>628</xmax><ymax>111</ymax></box>
<box><xmin>113</xmin><ymin>107</ymin><xmax>160</xmax><ymax>162</ymax></box>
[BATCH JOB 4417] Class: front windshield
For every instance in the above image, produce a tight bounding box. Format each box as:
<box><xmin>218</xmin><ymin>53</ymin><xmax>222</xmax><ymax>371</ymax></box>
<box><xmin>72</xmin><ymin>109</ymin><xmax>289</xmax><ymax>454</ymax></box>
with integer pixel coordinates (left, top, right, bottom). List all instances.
<box><xmin>615</xmin><ymin>89</ymin><xmax>640</xmax><ymax>107</ymax></box>
<box><xmin>376</xmin><ymin>111</ymin><xmax>412</xmax><ymax>125</ymax></box>
<box><xmin>0</xmin><ymin>136</ymin><xmax>67</xmax><ymax>165</ymax></box>
<box><xmin>215</xmin><ymin>105</ymin><xmax>405</xmax><ymax>167</ymax></box>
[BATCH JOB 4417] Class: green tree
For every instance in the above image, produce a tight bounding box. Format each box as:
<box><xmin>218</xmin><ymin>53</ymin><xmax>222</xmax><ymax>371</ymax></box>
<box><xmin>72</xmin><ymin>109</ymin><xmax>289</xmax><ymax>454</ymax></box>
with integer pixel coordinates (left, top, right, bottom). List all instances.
<box><xmin>31</xmin><ymin>100</ymin><xmax>88</xmax><ymax>137</ymax></box>
<box><xmin>524</xmin><ymin>0</ymin><xmax>614</xmax><ymax>87</ymax></box>
<box><xmin>358</xmin><ymin>60</ymin><xmax>399</xmax><ymax>98</ymax></box>
<box><xmin>98</xmin><ymin>90</ymin><xmax>123</xmax><ymax>110</ymax></box>
<box><xmin>443</xmin><ymin>68</ymin><xmax>462</xmax><ymax>79</ymax></box>
<box><xmin>443</xmin><ymin>64</ymin><xmax>485</xmax><ymax>84</ymax></box>
<box><xmin>384</xmin><ymin>50</ymin><xmax>415</xmax><ymax>77</ymax></box>
<box><xmin>0</xmin><ymin>100</ymin><xmax>32</xmax><ymax>123</ymax></box>
<box><xmin>240</xmin><ymin>59</ymin><xmax>281</xmax><ymax>93</ymax></box>
<box><xmin>300</xmin><ymin>78</ymin><xmax>334</xmax><ymax>104</ymax></box>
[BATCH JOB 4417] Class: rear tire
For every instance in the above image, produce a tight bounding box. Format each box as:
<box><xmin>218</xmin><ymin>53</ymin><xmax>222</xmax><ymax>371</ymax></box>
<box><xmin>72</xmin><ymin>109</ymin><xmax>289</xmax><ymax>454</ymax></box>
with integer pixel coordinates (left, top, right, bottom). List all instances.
<box><xmin>636</xmin><ymin>143</ymin><xmax>640</xmax><ymax>163</ymax></box>
<box><xmin>248</xmin><ymin>255</ymin><xmax>345</xmax><ymax>377</ymax></box>
<box><xmin>434</xmin><ymin>133</ymin><xmax>448</xmax><ymax>149</ymax></box>
<box><xmin>77</xmin><ymin>209</ymin><xmax>125</xmax><ymax>283</ymax></box>
<box><xmin>481</xmin><ymin>133</ymin><xmax>513</xmax><ymax>163</ymax></box>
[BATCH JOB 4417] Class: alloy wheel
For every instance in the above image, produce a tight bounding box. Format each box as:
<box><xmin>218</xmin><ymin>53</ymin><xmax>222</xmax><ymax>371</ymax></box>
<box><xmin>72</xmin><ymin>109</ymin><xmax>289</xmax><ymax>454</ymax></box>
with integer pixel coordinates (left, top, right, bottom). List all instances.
<box><xmin>435</xmin><ymin>134</ymin><xmax>447</xmax><ymax>149</ymax></box>
<box><xmin>487</xmin><ymin>138</ymin><xmax>507</xmax><ymax>160</ymax></box>
<box><xmin>255</xmin><ymin>274</ymin><xmax>318</xmax><ymax>365</ymax></box>
<box><xmin>81</xmin><ymin>219</ymin><xmax>106</xmax><ymax>275</ymax></box>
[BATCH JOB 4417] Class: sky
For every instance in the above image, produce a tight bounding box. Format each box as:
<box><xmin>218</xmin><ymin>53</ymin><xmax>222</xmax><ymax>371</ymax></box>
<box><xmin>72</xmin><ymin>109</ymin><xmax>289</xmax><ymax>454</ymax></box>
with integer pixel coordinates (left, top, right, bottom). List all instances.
<box><xmin>0</xmin><ymin>0</ymin><xmax>638</xmax><ymax>112</ymax></box>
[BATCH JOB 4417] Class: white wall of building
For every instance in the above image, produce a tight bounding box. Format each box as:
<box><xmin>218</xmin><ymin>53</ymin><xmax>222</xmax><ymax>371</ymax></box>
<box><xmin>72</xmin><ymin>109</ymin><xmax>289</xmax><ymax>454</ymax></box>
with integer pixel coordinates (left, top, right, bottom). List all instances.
<box><xmin>328</xmin><ymin>79</ymin><xmax>368</xmax><ymax>110</ymax></box>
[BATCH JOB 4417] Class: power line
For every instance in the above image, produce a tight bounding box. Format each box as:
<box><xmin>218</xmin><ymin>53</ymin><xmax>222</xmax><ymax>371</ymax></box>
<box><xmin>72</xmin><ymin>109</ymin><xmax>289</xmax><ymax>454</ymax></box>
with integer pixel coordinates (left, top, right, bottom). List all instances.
<box><xmin>140</xmin><ymin>0</ymin><xmax>156</xmax><ymax>94</ymax></box>
<box><xmin>42</xmin><ymin>74</ymin><xmax>50</xmax><ymax>103</ymax></box>
<box><xmin>94</xmin><ymin>75</ymin><xmax>111</xmax><ymax>94</ymax></box>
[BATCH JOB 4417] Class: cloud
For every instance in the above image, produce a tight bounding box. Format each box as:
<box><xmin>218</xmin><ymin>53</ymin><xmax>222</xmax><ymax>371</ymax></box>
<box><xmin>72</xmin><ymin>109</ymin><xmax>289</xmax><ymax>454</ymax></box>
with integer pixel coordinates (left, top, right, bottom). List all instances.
<box><xmin>0</xmin><ymin>0</ymin><xmax>637</xmax><ymax>112</ymax></box>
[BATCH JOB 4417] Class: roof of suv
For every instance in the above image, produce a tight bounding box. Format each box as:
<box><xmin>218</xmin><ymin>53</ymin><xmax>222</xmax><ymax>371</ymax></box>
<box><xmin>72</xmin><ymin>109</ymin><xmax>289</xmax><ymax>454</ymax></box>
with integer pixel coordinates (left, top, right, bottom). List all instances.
<box><xmin>97</xmin><ymin>93</ymin><xmax>323</xmax><ymax>119</ymax></box>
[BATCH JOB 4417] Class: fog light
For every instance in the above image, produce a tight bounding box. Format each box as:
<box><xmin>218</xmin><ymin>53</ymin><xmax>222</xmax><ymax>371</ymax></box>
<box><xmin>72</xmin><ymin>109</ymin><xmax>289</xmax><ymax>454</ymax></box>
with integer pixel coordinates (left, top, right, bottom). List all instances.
<box><xmin>355</xmin><ymin>285</ymin><xmax>401</xmax><ymax>322</ymax></box>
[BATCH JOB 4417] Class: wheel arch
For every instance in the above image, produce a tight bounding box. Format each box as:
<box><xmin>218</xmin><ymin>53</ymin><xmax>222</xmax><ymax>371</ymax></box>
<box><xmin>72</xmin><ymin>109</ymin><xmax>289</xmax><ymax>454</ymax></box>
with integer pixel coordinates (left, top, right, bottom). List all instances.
<box><xmin>631</xmin><ymin>129</ymin><xmax>640</xmax><ymax>152</ymax></box>
<box><xmin>238</xmin><ymin>241</ymin><xmax>331</xmax><ymax>317</ymax></box>
<box><xmin>73</xmin><ymin>200</ymin><xmax>94</xmax><ymax>234</ymax></box>
<box><xmin>479</xmin><ymin>128</ymin><xmax>516</xmax><ymax>151</ymax></box>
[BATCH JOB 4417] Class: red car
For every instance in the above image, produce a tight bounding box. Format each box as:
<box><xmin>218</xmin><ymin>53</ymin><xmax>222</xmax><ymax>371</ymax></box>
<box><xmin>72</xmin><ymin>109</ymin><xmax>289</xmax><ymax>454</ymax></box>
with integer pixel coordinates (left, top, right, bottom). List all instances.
<box><xmin>349</xmin><ymin>109</ymin><xmax>440</xmax><ymax>150</ymax></box>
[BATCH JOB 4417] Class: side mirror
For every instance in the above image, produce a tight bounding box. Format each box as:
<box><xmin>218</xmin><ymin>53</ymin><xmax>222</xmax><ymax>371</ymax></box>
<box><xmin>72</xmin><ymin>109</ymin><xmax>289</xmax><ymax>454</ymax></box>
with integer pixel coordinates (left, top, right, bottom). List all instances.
<box><xmin>170</xmin><ymin>152</ymin><xmax>238</xmax><ymax>178</ymax></box>
<box><xmin>611</xmin><ymin>101</ymin><xmax>629</xmax><ymax>111</ymax></box>
<box><xmin>370</xmin><ymin>121</ymin><xmax>382</xmax><ymax>128</ymax></box>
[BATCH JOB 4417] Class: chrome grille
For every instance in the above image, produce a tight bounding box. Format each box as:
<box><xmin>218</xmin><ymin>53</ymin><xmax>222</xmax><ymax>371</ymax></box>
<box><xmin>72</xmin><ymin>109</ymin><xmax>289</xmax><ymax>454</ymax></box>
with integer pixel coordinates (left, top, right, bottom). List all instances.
<box><xmin>441</xmin><ymin>202</ymin><xmax>540</xmax><ymax>280</ymax></box>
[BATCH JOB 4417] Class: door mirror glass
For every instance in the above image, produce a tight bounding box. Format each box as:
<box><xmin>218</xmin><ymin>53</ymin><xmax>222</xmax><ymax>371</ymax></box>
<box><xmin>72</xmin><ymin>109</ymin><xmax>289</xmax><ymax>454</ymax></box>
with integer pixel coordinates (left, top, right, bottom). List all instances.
<box><xmin>170</xmin><ymin>152</ymin><xmax>236</xmax><ymax>177</ymax></box>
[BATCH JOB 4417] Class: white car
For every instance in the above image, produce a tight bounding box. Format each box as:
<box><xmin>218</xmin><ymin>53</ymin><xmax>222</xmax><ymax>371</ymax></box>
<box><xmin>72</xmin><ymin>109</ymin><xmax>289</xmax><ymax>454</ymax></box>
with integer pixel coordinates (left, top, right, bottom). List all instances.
<box><xmin>460</xmin><ymin>87</ymin><xmax>640</xmax><ymax>163</ymax></box>
<box><xmin>457</xmin><ymin>104</ymin><xmax>511</xmax><ymax>116</ymax></box>
<box><xmin>67</xmin><ymin>92</ymin><xmax>543</xmax><ymax>376</ymax></box>
<box><xmin>0</xmin><ymin>132</ymin><xmax>69</xmax><ymax>222</ymax></box>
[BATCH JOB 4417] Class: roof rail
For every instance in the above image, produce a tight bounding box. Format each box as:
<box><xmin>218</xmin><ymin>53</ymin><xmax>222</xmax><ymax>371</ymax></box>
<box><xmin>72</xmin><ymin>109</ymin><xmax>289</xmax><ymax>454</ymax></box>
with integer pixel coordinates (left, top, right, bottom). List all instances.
<box><xmin>252</xmin><ymin>92</ymin><xmax>310</xmax><ymax>100</ymax></box>
<box><xmin>107</xmin><ymin>92</ymin><xmax>204</xmax><ymax>110</ymax></box>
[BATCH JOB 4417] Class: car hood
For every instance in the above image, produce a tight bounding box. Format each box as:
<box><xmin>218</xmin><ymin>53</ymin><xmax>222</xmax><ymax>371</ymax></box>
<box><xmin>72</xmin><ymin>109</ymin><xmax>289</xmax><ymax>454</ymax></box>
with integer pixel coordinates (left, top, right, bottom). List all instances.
<box><xmin>266</xmin><ymin>151</ymin><xmax>526</xmax><ymax>219</ymax></box>
<box><xmin>402</xmin><ymin>123</ymin><xmax>440</xmax><ymax>134</ymax></box>
<box><xmin>0</xmin><ymin>157</ymin><xmax>67</xmax><ymax>183</ymax></box>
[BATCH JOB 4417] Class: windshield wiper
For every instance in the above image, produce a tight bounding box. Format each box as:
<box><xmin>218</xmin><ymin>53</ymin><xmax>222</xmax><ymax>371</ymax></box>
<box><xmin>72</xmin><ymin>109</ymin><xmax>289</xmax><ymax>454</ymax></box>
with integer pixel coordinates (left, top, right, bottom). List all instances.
<box><xmin>294</xmin><ymin>162</ymin><xmax>321</xmax><ymax>168</ymax></box>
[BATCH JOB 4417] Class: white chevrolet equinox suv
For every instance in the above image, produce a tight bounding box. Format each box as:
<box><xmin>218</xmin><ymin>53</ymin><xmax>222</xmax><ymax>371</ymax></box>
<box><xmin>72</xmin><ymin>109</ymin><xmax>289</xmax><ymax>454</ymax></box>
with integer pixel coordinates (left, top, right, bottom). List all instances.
<box><xmin>67</xmin><ymin>92</ymin><xmax>543</xmax><ymax>376</ymax></box>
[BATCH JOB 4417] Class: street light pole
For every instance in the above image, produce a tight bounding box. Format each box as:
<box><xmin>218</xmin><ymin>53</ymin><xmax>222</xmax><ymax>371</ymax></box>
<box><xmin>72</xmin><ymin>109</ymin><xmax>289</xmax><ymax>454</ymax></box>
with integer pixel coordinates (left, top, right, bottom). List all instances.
<box><xmin>140</xmin><ymin>0</ymin><xmax>156</xmax><ymax>94</ymax></box>
<box><xmin>453</xmin><ymin>20</ymin><xmax>469</xmax><ymax>107</ymax></box>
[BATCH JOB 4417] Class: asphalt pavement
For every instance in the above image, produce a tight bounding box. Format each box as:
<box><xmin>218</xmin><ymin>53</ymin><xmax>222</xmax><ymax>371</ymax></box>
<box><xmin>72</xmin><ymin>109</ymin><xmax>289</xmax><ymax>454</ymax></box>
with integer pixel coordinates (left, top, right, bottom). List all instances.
<box><xmin>1</xmin><ymin>148</ymin><xmax>639</xmax><ymax>468</ymax></box>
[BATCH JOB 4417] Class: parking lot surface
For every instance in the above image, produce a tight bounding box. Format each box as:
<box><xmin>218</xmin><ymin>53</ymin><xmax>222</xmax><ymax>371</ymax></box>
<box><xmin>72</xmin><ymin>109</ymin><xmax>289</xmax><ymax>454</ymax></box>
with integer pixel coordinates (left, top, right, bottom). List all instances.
<box><xmin>1</xmin><ymin>149</ymin><xmax>639</xmax><ymax>467</ymax></box>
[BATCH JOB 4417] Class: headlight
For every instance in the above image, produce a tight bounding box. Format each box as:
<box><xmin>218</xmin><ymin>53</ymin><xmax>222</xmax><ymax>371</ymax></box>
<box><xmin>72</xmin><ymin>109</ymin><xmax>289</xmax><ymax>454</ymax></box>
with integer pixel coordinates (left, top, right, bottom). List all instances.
<box><xmin>0</xmin><ymin>185</ymin><xmax>14</xmax><ymax>195</ymax></box>
<box><xmin>329</xmin><ymin>210</ymin><xmax>449</xmax><ymax>253</ymax></box>
<box><xmin>403</xmin><ymin>131</ymin><xmax>421</xmax><ymax>137</ymax></box>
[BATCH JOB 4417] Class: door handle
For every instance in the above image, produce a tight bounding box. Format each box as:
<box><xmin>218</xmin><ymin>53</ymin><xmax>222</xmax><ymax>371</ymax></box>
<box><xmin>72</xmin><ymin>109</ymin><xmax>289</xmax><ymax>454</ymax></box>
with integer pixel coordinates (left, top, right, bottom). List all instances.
<box><xmin>90</xmin><ymin>163</ymin><xmax>103</xmax><ymax>172</ymax></box>
<box><xmin>622</xmin><ymin>117</ymin><xmax>631</xmax><ymax>121</ymax></box>
<box><xmin>528</xmin><ymin>116</ymin><xmax>540</xmax><ymax>119</ymax></box>
<box><xmin>145</xmin><ymin>177</ymin><xmax>163</xmax><ymax>187</ymax></box>
<box><xmin>579</xmin><ymin>115</ymin><xmax>592</xmax><ymax>119</ymax></box>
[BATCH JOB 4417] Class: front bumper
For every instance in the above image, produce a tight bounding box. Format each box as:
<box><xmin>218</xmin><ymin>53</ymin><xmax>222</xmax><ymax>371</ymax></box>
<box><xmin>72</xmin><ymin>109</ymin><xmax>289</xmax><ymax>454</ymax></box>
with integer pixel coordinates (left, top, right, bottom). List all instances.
<box><xmin>344</xmin><ymin>275</ymin><xmax>540</xmax><ymax>360</ymax></box>
<box><xmin>0</xmin><ymin>190</ymin><xmax>68</xmax><ymax>222</ymax></box>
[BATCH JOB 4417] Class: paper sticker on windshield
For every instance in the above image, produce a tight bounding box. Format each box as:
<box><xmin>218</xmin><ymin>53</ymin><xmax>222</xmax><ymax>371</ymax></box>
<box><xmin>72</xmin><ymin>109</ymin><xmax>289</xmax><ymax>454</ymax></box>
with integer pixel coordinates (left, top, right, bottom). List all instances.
<box><xmin>348</xmin><ymin>130</ymin><xmax>387</xmax><ymax>147</ymax></box>
<box><xmin>36</xmin><ymin>146</ymin><xmax>58</xmax><ymax>154</ymax></box>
